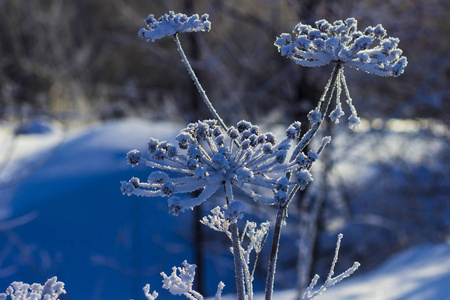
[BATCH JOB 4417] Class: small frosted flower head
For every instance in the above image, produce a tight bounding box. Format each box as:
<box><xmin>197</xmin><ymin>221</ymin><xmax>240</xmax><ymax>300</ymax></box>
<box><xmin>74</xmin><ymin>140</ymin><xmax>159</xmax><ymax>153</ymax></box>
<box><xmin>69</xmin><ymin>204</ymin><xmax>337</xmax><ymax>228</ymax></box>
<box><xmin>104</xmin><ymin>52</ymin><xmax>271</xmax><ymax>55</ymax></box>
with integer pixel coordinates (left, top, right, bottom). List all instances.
<box><xmin>297</xmin><ymin>169</ymin><xmax>313</xmax><ymax>188</ymax></box>
<box><xmin>168</xmin><ymin>197</ymin><xmax>182</xmax><ymax>216</ymax></box>
<box><xmin>286</xmin><ymin>121</ymin><xmax>301</xmax><ymax>139</ymax></box>
<box><xmin>127</xmin><ymin>149</ymin><xmax>142</xmax><ymax>166</ymax></box>
<box><xmin>139</xmin><ymin>11</ymin><xmax>211</xmax><ymax>42</ymax></box>
<box><xmin>307</xmin><ymin>108</ymin><xmax>322</xmax><ymax>124</ymax></box>
<box><xmin>275</xmin><ymin>17</ymin><xmax>407</xmax><ymax>77</ymax></box>
<box><xmin>121</xmin><ymin>120</ymin><xmax>302</xmax><ymax>214</ymax></box>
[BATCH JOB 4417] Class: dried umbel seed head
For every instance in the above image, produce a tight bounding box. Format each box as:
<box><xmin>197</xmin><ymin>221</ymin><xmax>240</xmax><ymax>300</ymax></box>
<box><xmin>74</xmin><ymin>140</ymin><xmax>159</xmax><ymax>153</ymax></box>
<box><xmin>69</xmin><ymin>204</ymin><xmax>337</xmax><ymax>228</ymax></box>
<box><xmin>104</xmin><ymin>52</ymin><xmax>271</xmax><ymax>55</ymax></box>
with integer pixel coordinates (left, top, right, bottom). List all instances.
<box><xmin>127</xmin><ymin>149</ymin><xmax>142</xmax><ymax>166</ymax></box>
<box><xmin>139</xmin><ymin>11</ymin><xmax>211</xmax><ymax>42</ymax></box>
<box><xmin>121</xmin><ymin>120</ymin><xmax>306</xmax><ymax>214</ymax></box>
<box><xmin>275</xmin><ymin>17</ymin><xmax>407</xmax><ymax>77</ymax></box>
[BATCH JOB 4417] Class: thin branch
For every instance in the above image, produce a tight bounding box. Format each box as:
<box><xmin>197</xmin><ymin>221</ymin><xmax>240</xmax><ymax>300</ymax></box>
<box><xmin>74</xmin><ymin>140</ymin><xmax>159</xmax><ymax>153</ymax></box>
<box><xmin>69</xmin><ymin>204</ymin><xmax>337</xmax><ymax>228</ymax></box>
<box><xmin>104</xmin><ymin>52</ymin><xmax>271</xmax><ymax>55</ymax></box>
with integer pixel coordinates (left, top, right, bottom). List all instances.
<box><xmin>174</xmin><ymin>34</ymin><xmax>228</xmax><ymax>131</ymax></box>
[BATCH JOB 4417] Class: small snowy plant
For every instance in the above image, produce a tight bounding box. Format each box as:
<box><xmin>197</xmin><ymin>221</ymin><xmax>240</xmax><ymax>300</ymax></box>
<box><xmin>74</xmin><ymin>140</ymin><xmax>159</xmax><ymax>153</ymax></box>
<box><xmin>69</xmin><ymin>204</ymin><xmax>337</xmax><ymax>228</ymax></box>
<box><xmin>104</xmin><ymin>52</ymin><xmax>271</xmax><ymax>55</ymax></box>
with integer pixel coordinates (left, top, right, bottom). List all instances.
<box><xmin>0</xmin><ymin>277</ymin><xmax>66</xmax><ymax>300</ymax></box>
<box><xmin>120</xmin><ymin>12</ymin><xmax>407</xmax><ymax>300</ymax></box>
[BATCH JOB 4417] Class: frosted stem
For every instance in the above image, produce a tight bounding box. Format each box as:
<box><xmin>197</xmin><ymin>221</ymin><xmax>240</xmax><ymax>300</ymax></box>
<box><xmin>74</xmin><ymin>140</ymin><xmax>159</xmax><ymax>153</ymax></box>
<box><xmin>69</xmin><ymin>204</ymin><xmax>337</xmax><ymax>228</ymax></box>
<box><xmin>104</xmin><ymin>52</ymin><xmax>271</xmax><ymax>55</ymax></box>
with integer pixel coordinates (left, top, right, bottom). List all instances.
<box><xmin>230</xmin><ymin>222</ymin><xmax>246</xmax><ymax>300</ymax></box>
<box><xmin>264</xmin><ymin>205</ymin><xmax>284</xmax><ymax>300</ymax></box>
<box><xmin>174</xmin><ymin>34</ymin><xmax>228</xmax><ymax>131</ymax></box>
<box><xmin>291</xmin><ymin>64</ymin><xmax>341</xmax><ymax>161</ymax></box>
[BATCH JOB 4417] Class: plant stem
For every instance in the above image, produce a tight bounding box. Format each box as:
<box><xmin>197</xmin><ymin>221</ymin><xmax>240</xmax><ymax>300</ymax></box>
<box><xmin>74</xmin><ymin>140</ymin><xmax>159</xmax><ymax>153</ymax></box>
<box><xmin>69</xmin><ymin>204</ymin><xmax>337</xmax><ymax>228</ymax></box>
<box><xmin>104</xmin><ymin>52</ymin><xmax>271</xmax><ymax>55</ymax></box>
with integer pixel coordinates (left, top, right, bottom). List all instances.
<box><xmin>174</xmin><ymin>34</ymin><xmax>228</xmax><ymax>131</ymax></box>
<box><xmin>291</xmin><ymin>64</ymin><xmax>341</xmax><ymax>161</ymax></box>
<box><xmin>264</xmin><ymin>205</ymin><xmax>285</xmax><ymax>300</ymax></box>
<box><xmin>265</xmin><ymin>65</ymin><xmax>341</xmax><ymax>300</ymax></box>
<box><xmin>230</xmin><ymin>222</ymin><xmax>246</xmax><ymax>300</ymax></box>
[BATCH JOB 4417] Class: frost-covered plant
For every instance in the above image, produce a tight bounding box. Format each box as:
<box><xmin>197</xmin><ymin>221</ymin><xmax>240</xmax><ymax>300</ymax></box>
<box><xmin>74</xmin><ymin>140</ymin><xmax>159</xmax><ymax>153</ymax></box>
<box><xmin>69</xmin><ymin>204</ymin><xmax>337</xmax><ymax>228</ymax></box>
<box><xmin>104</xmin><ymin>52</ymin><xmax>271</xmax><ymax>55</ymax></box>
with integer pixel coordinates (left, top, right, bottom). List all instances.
<box><xmin>0</xmin><ymin>277</ymin><xmax>66</xmax><ymax>300</ymax></box>
<box><xmin>141</xmin><ymin>261</ymin><xmax>225</xmax><ymax>300</ymax></box>
<box><xmin>275</xmin><ymin>18</ymin><xmax>407</xmax><ymax>129</ymax></box>
<box><xmin>160</xmin><ymin>260</ymin><xmax>203</xmax><ymax>299</ymax></box>
<box><xmin>138</xmin><ymin>11</ymin><xmax>211</xmax><ymax>42</ymax></box>
<box><xmin>302</xmin><ymin>234</ymin><xmax>360</xmax><ymax>300</ymax></box>
<box><xmin>121</xmin><ymin>119</ymin><xmax>313</xmax><ymax>213</ymax></box>
<box><xmin>122</xmin><ymin>11</ymin><xmax>407</xmax><ymax>300</ymax></box>
<box><xmin>274</xmin><ymin>17</ymin><xmax>407</xmax><ymax>76</ymax></box>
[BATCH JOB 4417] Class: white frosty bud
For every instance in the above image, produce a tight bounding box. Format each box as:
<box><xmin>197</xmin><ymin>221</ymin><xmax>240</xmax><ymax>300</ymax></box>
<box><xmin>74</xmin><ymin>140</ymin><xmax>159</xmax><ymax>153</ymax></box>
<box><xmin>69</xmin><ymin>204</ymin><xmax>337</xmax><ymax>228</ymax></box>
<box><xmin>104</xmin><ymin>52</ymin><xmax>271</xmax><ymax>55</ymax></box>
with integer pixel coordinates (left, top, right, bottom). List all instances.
<box><xmin>308</xmin><ymin>151</ymin><xmax>319</xmax><ymax>162</ymax></box>
<box><xmin>212</xmin><ymin>153</ymin><xmax>229</xmax><ymax>171</ymax></box>
<box><xmin>194</xmin><ymin>166</ymin><xmax>208</xmax><ymax>180</ymax></box>
<box><xmin>127</xmin><ymin>149</ymin><xmax>142</xmax><ymax>166</ymax></box>
<box><xmin>348</xmin><ymin>113</ymin><xmax>361</xmax><ymax>129</ymax></box>
<box><xmin>276</xmin><ymin>176</ymin><xmax>289</xmax><ymax>192</ymax></box>
<box><xmin>167</xmin><ymin>145</ymin><xmax>178</xmax><ymax>157</ymax></box>
<box><xmin>227</xmin><ymin>126</ymin><xmax>239</xmax><ymax>139</ymax></box>
<box><xmin>276</xmin><ymin>150</ymin><xmax>287</xmax><ymax>163</ymax></box>
<box><xmin>263</xmin><ymin>143</ymin><xmax>273</xmax><ymax>154</ymax></box>
<box><xmin>168</xmin><ymin>197</ymin><xmax>182</xmax><ymax>216</ymax></box>
<box><xmin>153</xmin><ymin>148</ymin><xmax>166</xmax><ymax>160</ymax></box>
<box><xmin>148</xmin><ymin>138</ymin><xmax>159</xmax><ymax>153</ymax></box>
<box><xmin>286</xmin><ymin>121</ymin><xmax>302</xmax><ymax>139</ymax></box>
<box><xmin>162</xmin><ymin>182</ymin><xmax>175</xmax><ymax>196</ymax></box>
<box><xmin>236</xmin><ymin>167</ymin><xmax>254</xmax><ymax>182</ymax></box>
<box><xmin>265</xmin><ymin>132</ymin><xmax>276</xmax><ymax>145</ymax></box>
<box><xmin>237</xmin><ymin>120</ymin><xmax>252</xmax><ymax>132</ymax></box>
<box><xmin>296</xmin><ymin>152</ymin><xmax>308</xmax><ymax>166</ymax></box>
<box><xmin>187</xmin><ymin>158</ymin><xmax>198</xmax><ymax>170</ymax></box>
<box><xmin>329</xmin><ymin>103</ymin><xmax>345</xmax><ymax>123</ymax></box>
<box><xmin>148</xmin><ymin>171</ymin><xmax>168</xmax><ymax>183</ymax></box>
<box><xmin>308</xmin><ymin>108</ymin><xmax>322</xmax><ymax>124</ymax></box>
<box><xmin>176</xmin><ymin>132</ymin><xmax>191</xmax><ymax>149</ymax></box>
<box><xmin>297</xmin><ymin>169</ymin><xmax>313</xmax><ymax>188</ymax></box>
<box><xmin>121</xmin><ymin>181</ymin><xmax>136</xmax><ymax>195</ymax></box>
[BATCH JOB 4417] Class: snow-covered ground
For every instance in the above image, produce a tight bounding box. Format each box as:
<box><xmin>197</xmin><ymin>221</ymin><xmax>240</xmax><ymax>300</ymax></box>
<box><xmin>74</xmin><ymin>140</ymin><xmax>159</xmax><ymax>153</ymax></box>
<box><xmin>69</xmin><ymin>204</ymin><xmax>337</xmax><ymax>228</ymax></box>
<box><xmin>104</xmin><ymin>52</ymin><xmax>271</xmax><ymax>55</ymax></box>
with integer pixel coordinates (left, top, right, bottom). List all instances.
<box><xmin>216</xmin><ymin>242</ymin><xmax>450</xmax><ymax>299</ymax></box>
<box><xmin>1</xmin><ymin>118</ymin><xmax>449</xmax><ymax>299</ymax></box>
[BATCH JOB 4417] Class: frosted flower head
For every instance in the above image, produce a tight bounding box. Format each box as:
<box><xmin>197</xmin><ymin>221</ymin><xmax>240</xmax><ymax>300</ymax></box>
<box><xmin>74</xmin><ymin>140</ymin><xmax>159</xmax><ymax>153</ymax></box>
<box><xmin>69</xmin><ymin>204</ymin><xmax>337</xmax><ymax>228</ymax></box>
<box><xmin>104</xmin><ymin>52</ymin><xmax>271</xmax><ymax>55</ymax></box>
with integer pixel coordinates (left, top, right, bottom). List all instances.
<box><xmin>275</xmin><ymin>17</ymin><xmax>407</xmax><ymax>77</ymax></box>
<box><xmin>138</xmin><ymin>11</ymin><xmax>211</xmax><ymax>42</ymax></box>
<box><xmin>121</xmin><ymin>120</ymin><xmax>307</xmax><ymax>215</ymax></box>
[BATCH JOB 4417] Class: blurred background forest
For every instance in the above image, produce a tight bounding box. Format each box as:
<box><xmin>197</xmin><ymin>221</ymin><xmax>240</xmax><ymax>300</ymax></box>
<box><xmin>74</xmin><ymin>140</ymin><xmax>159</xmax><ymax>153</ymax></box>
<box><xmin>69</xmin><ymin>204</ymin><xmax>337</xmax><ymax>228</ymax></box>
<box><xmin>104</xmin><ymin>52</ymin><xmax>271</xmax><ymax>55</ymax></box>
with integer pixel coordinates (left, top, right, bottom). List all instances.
<box><xmin>0</xmin><ymin>0</ymin><xmax>449</xmax><ymax>299</ymax></box>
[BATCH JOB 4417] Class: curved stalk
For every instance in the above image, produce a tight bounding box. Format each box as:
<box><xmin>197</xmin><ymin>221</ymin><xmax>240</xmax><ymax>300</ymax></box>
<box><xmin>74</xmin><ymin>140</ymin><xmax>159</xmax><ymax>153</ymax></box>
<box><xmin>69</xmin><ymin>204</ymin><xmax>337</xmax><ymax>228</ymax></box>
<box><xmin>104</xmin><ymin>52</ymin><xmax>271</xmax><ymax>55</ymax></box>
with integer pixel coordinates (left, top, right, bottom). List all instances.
<box><xmin>265</xmin><ymin>65</ymin><xmax>341</xmax><ymax>300</ymax></box>
<box><xmin>174</xmin><ymin>34</ymin><xmax>228</xmax><ymax>131</ymax></box>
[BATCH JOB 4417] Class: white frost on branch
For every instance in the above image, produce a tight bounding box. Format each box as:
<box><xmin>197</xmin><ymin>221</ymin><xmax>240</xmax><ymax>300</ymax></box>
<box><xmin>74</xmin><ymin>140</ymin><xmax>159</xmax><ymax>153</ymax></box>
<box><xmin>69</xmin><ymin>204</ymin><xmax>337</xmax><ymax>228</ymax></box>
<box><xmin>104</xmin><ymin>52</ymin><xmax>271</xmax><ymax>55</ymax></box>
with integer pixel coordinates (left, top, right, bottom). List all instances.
<box><xmin>0</xmin><ymin>277</ymin><xmax>66</xmax><ymax>300</ymax></box>
<box><xmin>302</xmin><ymin>234</ymin><xmax>360</xmax><ymax>300</ymax></box>
<box><xmin>139</xmin><ymin>11</ymin><xmax>211</xmax><ymax>42</ymax></box>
